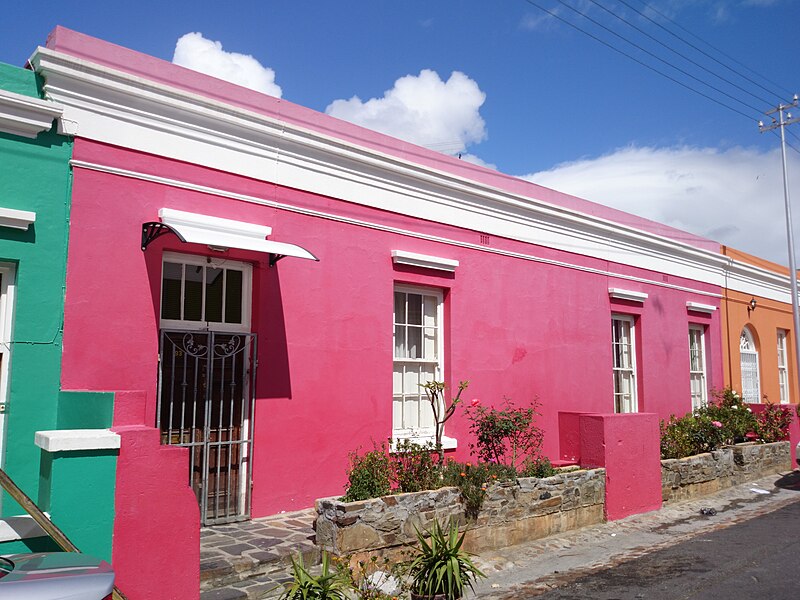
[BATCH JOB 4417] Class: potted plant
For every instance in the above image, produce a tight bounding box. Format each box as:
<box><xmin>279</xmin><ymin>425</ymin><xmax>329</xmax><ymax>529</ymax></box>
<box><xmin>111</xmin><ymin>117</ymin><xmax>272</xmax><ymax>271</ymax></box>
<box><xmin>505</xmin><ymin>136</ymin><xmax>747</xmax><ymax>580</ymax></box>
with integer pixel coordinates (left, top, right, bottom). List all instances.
<box><xmin>406</xmin><ymin>517</ymin><xmax>485</xmax><ymax>600</ymax></box>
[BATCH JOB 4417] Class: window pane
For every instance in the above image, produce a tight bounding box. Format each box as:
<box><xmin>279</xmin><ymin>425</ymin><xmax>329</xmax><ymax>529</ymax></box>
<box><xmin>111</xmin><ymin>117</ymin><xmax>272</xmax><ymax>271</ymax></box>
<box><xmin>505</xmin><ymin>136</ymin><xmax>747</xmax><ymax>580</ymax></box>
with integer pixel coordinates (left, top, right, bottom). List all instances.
<box><xmin>394</xmin><ymin>292</ymin><xmax>406</xmax><ymax>325</ymax></box>
<box><xmin>404</xmin><ymin>397</ymin><xmax>419</xmax><ymax>429</ymax></box>
<box><xmin>407</xmin><ymin>327</ymin><xmax>421</xmax><ymax>359</ymax></box>
<box><xmin>403</xmin><ymin>366</ymin><xmax>420</xmax><ymax>398</ymax></box>
<box><xmin>392</xmin><ymin>368</ymin><xmax>403</xmax><ymax>395</ymax></box>
<box><xmin>183</xmin><ymin>265</ymin><xmax>203</xmax><ymax>322</ymax></box>
<box><xmin>161</xmin><ymin>262</ymin><xmax>183</xmax><ymax>320</ymax></box>
<box><xmin>407</xmin><ymin>294</ymin><xmax>422</xmax><ymax>325</ymax></box>
<box><xmin>394</xmin><ymin>325</ymin><xmax>406</xmax><ymax>358</ymax></box>
<box><xmin>224</xmin><ymin>269</ymin><xmax>243</xmax><ymax>324</ymax></box>
<box><xmin>205</xmin><ymin>267</ymin><xmax>223</xmax><ymax>323</ymax></box>
<box><xmin>424</xmin><ymin>327</ymin><xmax>437</xmax><ymax>359</ymax></box>
<box><xmin>393</xmin><ymin>396</ymin><xmax>404</xmax><ymax>429</ymax></box>
<box><xmin>423</xmin><ymin>295</ymin><xmax>437</xmax><ymax>327</ymax></box>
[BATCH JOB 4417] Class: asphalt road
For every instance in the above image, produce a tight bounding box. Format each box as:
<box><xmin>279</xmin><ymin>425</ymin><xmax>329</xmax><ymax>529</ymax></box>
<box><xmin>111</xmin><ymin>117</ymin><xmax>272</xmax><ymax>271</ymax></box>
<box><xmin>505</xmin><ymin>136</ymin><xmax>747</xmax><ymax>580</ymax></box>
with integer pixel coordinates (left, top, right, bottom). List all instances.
<box><xmin>517</xmin><ymin>495</ymin><xmax>800</xmax><ymax>599</ymax></box>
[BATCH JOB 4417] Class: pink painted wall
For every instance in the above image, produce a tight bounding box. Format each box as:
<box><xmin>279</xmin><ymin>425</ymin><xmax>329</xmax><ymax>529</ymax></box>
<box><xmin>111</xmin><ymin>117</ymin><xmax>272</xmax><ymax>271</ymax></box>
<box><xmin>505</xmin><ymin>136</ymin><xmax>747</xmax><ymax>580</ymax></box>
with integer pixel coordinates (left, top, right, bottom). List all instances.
<box><xmin>111</xmin><ymin>422</ymin><xmax>200</xmax><ymax>600</ymax></box>
<box><xmin>61</xmin><ymin>139</ymin><xmax>723</xmax><ymax>521</ymax></box>
<box><xmin>44</xmin><ymin>26</ymin><xmax>719</xmax><ymax>254</ymax></box>
<box><xmin>579</xmin><ymin>413</ymin><xmax>663</xmax><ymax>520</ymax></box>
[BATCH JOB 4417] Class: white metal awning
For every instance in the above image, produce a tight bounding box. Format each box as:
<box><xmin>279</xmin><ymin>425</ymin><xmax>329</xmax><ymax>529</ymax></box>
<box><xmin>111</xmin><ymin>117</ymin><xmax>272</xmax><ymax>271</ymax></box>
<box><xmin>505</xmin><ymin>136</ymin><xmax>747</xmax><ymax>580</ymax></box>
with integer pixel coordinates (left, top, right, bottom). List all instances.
<box><xmin>141</xmin><ymin>208</ymin><xmax>318</xmax><ymax>265</ymax></box>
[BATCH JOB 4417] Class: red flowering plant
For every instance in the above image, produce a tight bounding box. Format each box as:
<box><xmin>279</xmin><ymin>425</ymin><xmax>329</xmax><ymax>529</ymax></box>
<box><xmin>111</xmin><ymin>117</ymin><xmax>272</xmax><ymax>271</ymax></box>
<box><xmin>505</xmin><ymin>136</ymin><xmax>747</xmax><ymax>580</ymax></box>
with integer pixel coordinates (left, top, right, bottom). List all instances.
<box><xmin>754</xmin><ymin>402</ymin><xmax>794</xmax><ymax>443</ymax></box>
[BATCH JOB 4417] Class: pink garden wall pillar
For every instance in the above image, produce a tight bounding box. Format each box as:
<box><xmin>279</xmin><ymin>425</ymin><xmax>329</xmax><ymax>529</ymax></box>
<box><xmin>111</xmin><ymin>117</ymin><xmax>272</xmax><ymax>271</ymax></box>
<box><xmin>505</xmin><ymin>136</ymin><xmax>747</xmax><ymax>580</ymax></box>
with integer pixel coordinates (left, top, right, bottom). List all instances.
<box><xmin>578</xmin><ymin>413</ymin><xmax>662</xmax><ymax>521</ymax></box>
<box><xmin>111</xmin><ymin>391</ymin><xmax>200</xmax><ymax>600</ymax></box>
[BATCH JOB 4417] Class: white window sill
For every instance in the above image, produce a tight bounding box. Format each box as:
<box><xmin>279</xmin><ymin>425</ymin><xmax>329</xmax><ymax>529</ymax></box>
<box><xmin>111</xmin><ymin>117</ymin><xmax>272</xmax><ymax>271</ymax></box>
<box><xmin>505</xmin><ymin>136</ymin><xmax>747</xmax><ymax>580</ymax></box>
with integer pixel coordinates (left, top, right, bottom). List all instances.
<box><xmin>390</xmin><ymin>434</ymin><xmax>457</xmax><ymax>452</ymax></box>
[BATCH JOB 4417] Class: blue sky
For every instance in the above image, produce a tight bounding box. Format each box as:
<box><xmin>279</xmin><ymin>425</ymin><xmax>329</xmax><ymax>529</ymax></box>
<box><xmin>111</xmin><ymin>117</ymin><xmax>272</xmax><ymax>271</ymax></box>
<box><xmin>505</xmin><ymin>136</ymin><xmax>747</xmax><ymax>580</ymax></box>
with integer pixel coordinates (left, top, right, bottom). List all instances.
<box><xmin>1</xmin><ymin>0</ymin><xmax>798</xmax><ymax>264</ymax></box>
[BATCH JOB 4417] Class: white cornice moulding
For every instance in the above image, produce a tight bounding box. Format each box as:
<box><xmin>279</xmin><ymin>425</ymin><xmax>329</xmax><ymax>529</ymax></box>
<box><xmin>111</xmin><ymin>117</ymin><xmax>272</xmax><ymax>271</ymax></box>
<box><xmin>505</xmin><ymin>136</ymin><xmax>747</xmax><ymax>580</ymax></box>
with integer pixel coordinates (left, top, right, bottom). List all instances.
<box><xmin>34</xmin><ymin>428</ymin><xmax>121</xmax><ymax>452</ymax></box>
<box><xmin>609</xmin><ymin>288</ymin><xmax>649</xmax><ymax>303</ymax></box>
<box><xmin>392</xmin><ymin>250</ymin><xmax>459</xmax><ymax>272</ymax></box>
<box><xmin>0</xmin><ymin>88</ymin><xmax>63</xmax><ymax>138</ymax></box>
<box><xmin>74</xmin><ymin>160</ymin><xmax>721</xmax><ymax>299</ymax></box>
<box><xmin>0</xmin><ymin>207</ymin><xmax>35</xmax><ymax>231</ymax></box>
<box><xmin>686</xmin><ymin>302</ymin><xmax>717</xmax><ymax>313</ymax></box>
<box><xmin>30</xmin><ymin>48</ymin><xmax>734</xmax><ymax>288</ymax></box>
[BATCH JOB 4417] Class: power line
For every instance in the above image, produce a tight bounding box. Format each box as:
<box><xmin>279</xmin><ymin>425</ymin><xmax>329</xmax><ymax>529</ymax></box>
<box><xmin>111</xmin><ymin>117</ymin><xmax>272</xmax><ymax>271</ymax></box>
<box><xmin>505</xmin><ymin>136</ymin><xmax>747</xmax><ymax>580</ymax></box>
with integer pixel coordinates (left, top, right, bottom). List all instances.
<box><xmin>550</xmin><ymin>0</ymin><xmax>765</xmax><ymax>115</ymax></box>
<box><xmin>519</xmin><ymin>0</ymin><xmax>758</xmax><ymax>121</ymax></box>
<box><xmin>629</xmin><ymin>0</ymin><xmax>793</xmax><ymax>100</ymax></box>
<box><xmin>584</xmin><ymin>0</ymin><xmax>775</xmax><ymax>107</ymax></box>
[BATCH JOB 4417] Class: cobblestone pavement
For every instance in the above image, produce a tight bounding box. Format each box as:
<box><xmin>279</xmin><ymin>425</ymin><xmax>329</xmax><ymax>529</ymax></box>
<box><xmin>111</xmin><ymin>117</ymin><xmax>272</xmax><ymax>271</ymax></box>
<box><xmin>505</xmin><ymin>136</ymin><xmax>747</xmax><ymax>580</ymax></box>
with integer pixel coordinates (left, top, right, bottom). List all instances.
<box><xmin>199</xmin><ymin>508</ymin><xmax>318</xmax><ymax>600</ymax></box>
<box><xmin>471</xmin><ymin>471</ymin><xmax>800</xmax><ymax>599</ymax></box>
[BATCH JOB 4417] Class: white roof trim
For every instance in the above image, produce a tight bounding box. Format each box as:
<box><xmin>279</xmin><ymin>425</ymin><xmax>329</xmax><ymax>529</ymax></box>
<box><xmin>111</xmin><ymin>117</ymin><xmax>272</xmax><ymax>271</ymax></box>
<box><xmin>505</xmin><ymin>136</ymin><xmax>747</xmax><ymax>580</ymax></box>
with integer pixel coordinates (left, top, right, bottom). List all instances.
<box><xmin>391</xmin><ymin>250</ymin><xmax>458</xmax><ymax>272</ymax></box>
<box><xmin>0</xmin><ymin>514</ymin><xmax>50</xmax><ymax>543</ymax></box>
<box><xmin>609</xmin><ymin>288</ymin><xmax>649</xmax><ymax>303</ymax></box>
<box><xmin>686</xmin><ymin>301</ymin><xmax>717</xmax><ymax>314</ymax></box>
<box><xmin>0</xmin><ymin>88</ymin><xmax>63</xmax><ymax>138</ymax></box>
<box><xmin>35</xmin><ymin>429</ymin><xmax>121</xmax><ymax>452</ymax></box>
<box><xmin>157</xmin><ymin>208</ymin><xmax>317</xmax><ymax>261</ymax></box>
<box><xmin>0</xmin><ymin>207</ymin><xmax>35</xmax><ymax>231</ymax></box>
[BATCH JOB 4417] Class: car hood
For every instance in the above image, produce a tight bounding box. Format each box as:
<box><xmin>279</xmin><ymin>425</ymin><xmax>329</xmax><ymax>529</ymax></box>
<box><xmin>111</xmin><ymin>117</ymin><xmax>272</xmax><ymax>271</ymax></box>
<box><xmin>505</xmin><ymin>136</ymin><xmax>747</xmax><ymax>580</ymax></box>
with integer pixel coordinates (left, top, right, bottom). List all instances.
<box><xmin>0</xmin><ymin>552</ymin><xmax>114</xmax><ymax>600</ymax></box>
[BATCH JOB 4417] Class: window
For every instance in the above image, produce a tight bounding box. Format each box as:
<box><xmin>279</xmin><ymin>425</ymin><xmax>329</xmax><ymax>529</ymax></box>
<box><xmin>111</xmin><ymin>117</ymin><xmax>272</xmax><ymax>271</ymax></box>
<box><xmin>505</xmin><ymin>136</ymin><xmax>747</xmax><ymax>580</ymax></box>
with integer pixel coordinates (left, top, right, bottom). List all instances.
<box><xmin>778</xmin><ymin>330</ymin><xmax>790</xmax><ymax>404</ymax></box>
<box><xmin>740</xmin><ymin>327</ymin><xmax>761</xmax><ymax>403</ymax></box>
<box><xmin>688</xmin><ymin>325</ymin><xmax>707</xmax><ymax>409</ymax></box>
<box><xmin>393</xmin><ymin>286</ymin><xmax>443</xmax><ymax>438</ymax></box>
<box><xmin>160</xmin><ymin>253</ymin><xmax>252</xmax><ymax>332</ymax></box>
<box><xmin>612</xmin><ymin>315</ymin><xmax>638</xmax><ymax>413</ymax></box>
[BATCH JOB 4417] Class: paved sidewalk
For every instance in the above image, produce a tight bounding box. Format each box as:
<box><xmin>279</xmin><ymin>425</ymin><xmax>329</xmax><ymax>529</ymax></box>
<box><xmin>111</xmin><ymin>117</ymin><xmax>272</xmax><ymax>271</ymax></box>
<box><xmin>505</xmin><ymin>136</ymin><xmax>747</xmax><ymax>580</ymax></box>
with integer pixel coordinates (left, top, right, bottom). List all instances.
<box><xmin>199</xmin><ymin>508</ymin><xmax>318</xmax><ymax>600</ymax></box>
<box><xmin>471</xmin><ymin>471</ymin><xmax>800</xmax><ymax>599</ymax></box>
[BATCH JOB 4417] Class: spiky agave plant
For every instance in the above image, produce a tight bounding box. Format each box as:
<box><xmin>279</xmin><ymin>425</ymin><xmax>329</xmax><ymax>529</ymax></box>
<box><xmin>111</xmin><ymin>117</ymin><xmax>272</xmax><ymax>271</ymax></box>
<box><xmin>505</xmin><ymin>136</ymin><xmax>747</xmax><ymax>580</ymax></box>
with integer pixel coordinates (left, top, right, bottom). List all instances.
<box><xmin>281</xmin><ymin>551</ymin><xmax>348</xmax><ymax>600</ymax></box>
<box><xmin>407</xmin><ymin>517</ymin><xmax>485</xmax><ymax>599</ymax></box>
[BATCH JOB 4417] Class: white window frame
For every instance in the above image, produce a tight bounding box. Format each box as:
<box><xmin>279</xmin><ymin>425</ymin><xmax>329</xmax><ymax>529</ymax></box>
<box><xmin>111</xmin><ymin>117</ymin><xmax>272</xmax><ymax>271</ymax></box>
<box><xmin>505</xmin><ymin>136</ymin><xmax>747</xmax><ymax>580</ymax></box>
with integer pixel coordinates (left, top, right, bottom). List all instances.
<box><xmin>392</xmin><ymin>285</ymin><xmax>454</xmax><ymax>447</ymax></box>
<box><xmin>612</xmin><ymin>314</ymin><xmax>638</xmax><ymax>413</ymax></box>
<box><xmin>159</xmin><ymin>252</ymin><xmax>252</xmax><ymax>333</ymax></box>
<box><xmin>778</xmin><ymin>329</ymin><xmax>790</xmax><ymax>404</ymax></box>
<box><xmin>0</xmin><ymin>263</ymin><xmax>16</xmax><ymax>472</ymax></box>
<box><xmin>740</xmin><ymin>327</ymin><xmax>761</xmax><ymax>403</ymax></box>
<box><xmin>688</xmin><ymin>325</ymin><xmax>708</xmax><ymax>410</ymax></box>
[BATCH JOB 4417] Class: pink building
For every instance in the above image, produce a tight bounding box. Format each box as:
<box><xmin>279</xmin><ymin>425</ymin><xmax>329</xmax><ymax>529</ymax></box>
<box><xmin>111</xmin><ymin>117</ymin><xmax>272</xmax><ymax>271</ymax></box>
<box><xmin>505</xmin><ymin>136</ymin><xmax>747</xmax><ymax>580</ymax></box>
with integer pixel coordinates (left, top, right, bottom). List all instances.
<box><xmin>28</xmin><ymin>27</ymin><xmax>732</xmax><ymax>598</ymax></box>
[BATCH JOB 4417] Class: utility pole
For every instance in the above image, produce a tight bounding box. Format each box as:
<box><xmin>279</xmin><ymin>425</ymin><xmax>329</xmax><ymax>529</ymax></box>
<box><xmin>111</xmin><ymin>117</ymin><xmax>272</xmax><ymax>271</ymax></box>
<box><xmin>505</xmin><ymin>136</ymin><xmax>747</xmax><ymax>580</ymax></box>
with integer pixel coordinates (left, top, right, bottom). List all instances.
<box><xmin>759</xmin><ymin>95</ymin><xmax>800</xmax><ymax>398</ymax></box>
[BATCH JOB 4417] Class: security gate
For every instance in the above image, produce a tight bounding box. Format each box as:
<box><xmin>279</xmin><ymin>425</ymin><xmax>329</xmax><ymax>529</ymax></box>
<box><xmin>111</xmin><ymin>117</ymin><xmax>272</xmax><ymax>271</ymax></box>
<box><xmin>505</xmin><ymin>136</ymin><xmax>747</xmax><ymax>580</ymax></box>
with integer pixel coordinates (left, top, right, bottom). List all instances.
<box><xmin>157</xmin><ymin>330</ymin><xmax>257</xmax><ymax>525</ymax></box>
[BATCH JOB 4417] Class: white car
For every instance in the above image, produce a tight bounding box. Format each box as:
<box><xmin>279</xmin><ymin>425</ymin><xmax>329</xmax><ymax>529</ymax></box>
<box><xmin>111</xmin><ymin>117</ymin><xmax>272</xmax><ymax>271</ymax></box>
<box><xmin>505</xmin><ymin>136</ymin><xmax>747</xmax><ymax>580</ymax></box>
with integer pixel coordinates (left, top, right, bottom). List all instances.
<box><xmin>0</xmin><ymin>552</ymin><xmax>114</xmax><ymax>599</ymax></box>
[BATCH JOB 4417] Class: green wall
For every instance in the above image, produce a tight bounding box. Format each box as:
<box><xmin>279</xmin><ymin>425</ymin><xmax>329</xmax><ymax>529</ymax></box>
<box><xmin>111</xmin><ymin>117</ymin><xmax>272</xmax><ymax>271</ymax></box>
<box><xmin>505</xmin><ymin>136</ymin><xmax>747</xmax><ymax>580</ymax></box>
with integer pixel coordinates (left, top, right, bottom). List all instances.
<box><xmin>0</xmin><ymin>62</ymin><xmax>117</xmax><ymax>560</ymax></box>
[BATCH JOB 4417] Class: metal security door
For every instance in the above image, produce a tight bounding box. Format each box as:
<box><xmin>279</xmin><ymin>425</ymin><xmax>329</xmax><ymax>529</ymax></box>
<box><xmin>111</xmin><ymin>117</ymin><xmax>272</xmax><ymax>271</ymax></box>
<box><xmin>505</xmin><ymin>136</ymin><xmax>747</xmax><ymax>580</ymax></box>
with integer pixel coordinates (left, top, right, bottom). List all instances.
<box><xmin>157</xmin><ymin>330</ymin><xmax>257</xmax><ymax>525</ymax></box>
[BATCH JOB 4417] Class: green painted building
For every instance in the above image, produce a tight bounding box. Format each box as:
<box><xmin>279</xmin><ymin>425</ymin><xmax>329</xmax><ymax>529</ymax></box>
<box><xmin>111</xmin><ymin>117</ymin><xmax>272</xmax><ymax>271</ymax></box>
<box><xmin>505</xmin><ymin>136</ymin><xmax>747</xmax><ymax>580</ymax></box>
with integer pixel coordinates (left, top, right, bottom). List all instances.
<box><xmin>0</xmin><ymin>62</ymin><xmax>116</xmax><ymax>560</ymax></box>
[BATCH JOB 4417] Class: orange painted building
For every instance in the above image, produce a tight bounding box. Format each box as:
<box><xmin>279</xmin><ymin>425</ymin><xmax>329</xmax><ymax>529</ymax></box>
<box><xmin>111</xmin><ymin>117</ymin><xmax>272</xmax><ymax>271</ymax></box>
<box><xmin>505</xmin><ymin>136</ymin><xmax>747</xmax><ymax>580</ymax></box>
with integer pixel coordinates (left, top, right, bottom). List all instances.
<box><xmin>722</xmin><ymin>246</ymin><xmax>799</xmax><ymax>405</ymax></box>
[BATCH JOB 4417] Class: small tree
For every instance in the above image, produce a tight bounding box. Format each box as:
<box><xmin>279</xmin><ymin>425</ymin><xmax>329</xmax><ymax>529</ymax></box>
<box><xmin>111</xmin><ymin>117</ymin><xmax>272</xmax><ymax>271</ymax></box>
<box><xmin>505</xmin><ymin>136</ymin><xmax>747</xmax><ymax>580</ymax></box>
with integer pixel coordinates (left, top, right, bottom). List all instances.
<box><xmin>422</xmin><ymin>380</ymin><xmax>468</xmax><ymax>463</ymax></box>
<box><xmin>466</xmin><ymin>397</ymin><xmax>545</xmax><ymax>470</ymax></box>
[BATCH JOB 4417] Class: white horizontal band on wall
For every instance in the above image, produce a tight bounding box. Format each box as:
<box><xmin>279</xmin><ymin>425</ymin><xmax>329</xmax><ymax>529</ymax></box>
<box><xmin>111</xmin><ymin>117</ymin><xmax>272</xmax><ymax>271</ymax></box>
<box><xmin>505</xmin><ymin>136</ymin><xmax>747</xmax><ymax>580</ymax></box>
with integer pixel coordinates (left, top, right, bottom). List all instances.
<box><xmin>686</xmin><ymin>302</ymin><xmax>717</xmax><ymax>313</ymax></box>
<box><xmin>608</xmin><ymin>288</ymin><xmax>649</xmax><ymax>303</ymax></box>
<box><xmin>391</xmin><ymin>250</ymin><xmax>459</xmax><ymax>272</ymax></box>
<box><xmin>34</xmin><ymin>429</ymin><xmax>121</xmax><ymax>452</ymax></box>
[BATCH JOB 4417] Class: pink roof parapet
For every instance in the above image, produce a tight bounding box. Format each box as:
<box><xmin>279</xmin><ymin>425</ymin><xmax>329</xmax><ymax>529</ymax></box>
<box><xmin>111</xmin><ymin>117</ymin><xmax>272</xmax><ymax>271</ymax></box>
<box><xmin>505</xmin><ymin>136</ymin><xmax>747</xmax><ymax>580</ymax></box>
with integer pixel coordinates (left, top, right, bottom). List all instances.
<box><xmin>42</xmin><ymin>26</ymin><xmax>718</xmax><ymax>254</ymax></box>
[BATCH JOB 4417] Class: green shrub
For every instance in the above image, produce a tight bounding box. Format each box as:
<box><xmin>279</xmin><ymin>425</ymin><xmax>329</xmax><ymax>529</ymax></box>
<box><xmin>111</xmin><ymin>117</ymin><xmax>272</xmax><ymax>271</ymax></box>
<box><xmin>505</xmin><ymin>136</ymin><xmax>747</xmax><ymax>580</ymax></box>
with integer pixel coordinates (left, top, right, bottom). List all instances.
<box><xmin>755</xmin><ymin>403</ymin><xmax>794</xmax><ymax>443</ymax></box>
<box><xmin>660</xmin><ymin>413</ymin><xmax>726</xmax><ymax>459</ymax></box>
<box><xmin>702</xmin><ymin>388</ymin><xmax>757</xmax><ymax>445</ymax></box>
<box><xmin>519</xmin><ymin>456</ymin><xmax>557</xmax><ymax>478</ymax></box>
<box><xmin>390</xmin><ymin>439</ymin><xmax>440</xmax><ymax>493</ymax></box>
<box><xmin>342</xmin><ymin>442</ymin><xmax>392</xmax><ymax>502</ymax></box>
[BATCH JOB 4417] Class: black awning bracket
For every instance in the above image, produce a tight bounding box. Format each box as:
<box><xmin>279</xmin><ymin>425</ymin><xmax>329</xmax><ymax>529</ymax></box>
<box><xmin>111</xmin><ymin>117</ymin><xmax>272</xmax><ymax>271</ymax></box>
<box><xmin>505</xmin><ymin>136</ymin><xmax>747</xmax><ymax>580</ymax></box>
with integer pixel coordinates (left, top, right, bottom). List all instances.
<box><xmin>141</xmin><ymin>222</ymin><xmax>184</xmax><ymax>251</ymax></box>
<box><xmin>269</xmin><ymin>253</ymin><xmax>285</xmax><ymax>268</ymax></box>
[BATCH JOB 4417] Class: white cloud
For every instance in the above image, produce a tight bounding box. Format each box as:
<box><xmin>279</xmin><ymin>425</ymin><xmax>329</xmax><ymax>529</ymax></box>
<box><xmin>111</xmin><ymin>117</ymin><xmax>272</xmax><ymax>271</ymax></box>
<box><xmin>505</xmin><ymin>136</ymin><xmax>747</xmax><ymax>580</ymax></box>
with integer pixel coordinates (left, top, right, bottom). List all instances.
<box><xmin>521</xmin><ymin>145</ymin><xmax>800</xmax><ymax>266</ymax></box>
<box><xmin>172</xmin><ymin>32</ymin><xmax>282</xmax><ymax>97</ymax></box>
<box><xmin>325</xmin><ymin>69</ymin><xmax>486</xmax><ymax>156</ymax></box>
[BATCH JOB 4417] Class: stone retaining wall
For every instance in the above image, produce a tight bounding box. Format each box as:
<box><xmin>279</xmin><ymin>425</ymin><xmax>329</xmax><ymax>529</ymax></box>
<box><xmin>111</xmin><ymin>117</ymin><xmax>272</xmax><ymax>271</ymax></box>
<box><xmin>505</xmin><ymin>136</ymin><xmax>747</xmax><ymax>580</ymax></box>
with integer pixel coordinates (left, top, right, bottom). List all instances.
<box><xmin>661</xmin><ymin>441</ymin><xmax>790</xmax><ymax>502</ymax></box>
<box><xmin>315</xmin><ymin>468</ymin><xmax>605</xmax><ymax>557</ymax></box>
